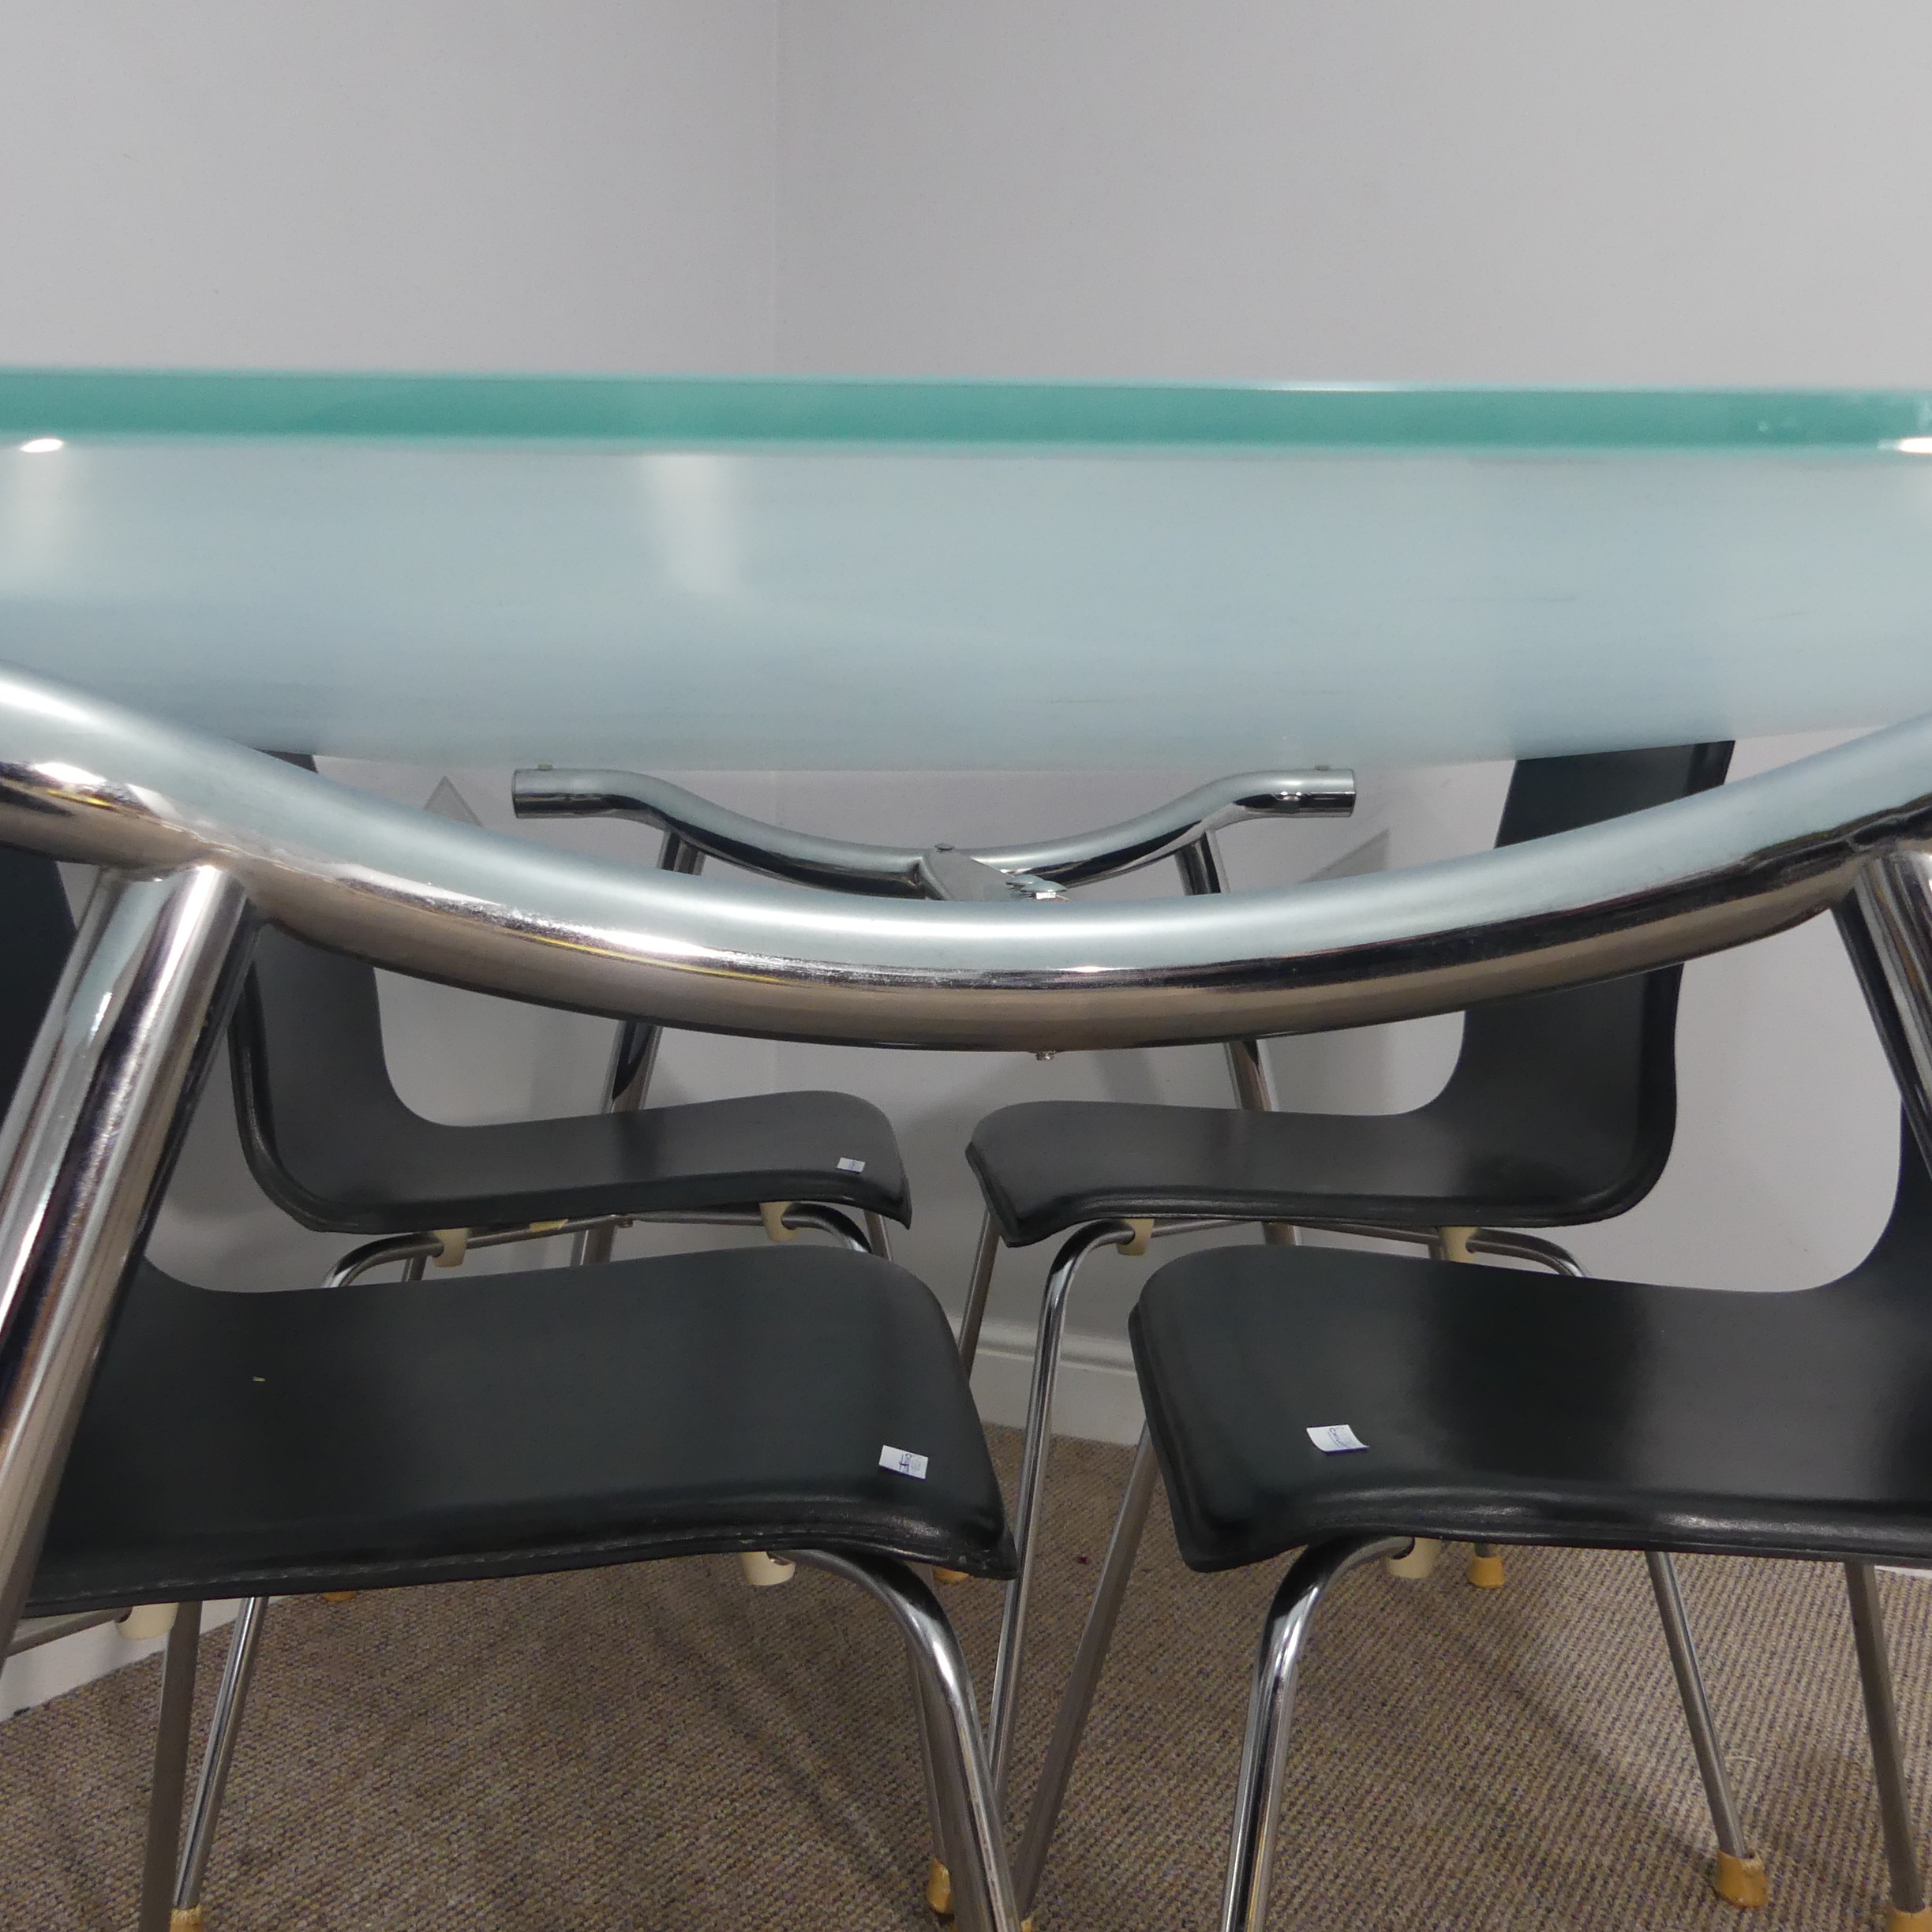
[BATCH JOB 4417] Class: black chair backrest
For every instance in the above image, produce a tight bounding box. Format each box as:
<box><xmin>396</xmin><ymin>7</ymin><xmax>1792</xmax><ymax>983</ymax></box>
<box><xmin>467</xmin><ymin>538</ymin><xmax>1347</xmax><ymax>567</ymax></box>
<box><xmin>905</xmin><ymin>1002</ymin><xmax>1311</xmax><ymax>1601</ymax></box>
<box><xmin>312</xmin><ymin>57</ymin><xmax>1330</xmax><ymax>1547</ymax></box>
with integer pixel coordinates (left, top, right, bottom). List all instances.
<box><xmin>0</xmin><ymin>844</ymin><xmax>77</xmax><ymax>1116</ymax></box>
<box><xmin>1421</xmin><ymin>743</ymin><xmax>1735</xmax><ymax>1222</ymax></box>
<box><xmin>223</xmin><ymin>754</ymin><xmax>425</xmax><ymax>1226</ymax></box>
<box><xmin>227</xmin><ymin>922</ymin><xmax>431</xmax><ymax>1227</ymax></box>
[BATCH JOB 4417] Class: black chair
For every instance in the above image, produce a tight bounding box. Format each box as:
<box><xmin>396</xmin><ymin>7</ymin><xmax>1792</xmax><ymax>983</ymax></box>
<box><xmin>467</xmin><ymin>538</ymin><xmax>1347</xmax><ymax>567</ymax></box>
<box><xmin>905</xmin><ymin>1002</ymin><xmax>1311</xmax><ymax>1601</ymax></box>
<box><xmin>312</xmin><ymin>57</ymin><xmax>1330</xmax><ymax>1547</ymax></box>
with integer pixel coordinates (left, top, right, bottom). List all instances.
<box><xmin>1124</xmin><ymin>1116</ymin><xmax>1932</xmax><ymax>1932</ymax></box>
<box><xmin>960</xmin><ymin>745</ymin><xmax>1773</xmax><ymax>1917</ymax></box>
<box><xmin>1</xmin><ymin>844</ymin><xmax>1024</xmax><ymax>1932</ymax></box>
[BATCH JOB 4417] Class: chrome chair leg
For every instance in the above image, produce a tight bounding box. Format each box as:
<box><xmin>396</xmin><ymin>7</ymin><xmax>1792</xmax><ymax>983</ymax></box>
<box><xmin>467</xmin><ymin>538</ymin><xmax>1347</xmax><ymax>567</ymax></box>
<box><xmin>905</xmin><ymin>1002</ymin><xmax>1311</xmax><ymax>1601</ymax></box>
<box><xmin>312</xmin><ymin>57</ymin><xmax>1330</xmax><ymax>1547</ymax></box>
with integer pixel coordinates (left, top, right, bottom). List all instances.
<box><xmin>137</xmin><ymin>1601</ymin><xmax>203</xmax><ymax>1932</ymax></box>
<box><xmin>1645</xmin><ymin>1551</ymin><xmax>1766</xmax><ymax>1908</ymax></box>
<box><xmin>170</xmin><ymin>1593</ymin><xmax>271</xmax><ymax>1930</ymax></box>
<box><xmin>908</xmin><ymin>1651</ymin><xmax>962</xmax><ymax>1919</ymax></box>
<box><xmin>864</xmin><ymin>1211</ymin><xmax>894</xmax><ymax>1261</ymax></box>
<box><xmin>1221</xmin><ymin>1537</ymin><xmax>1411</xmax><ymax>1932</ymax></box>
<box><xmin>797</xmin><ymin>1551</ymin><xmax>1023</xmax><ymax>1932</ymax></box>
<box><xmin>1846</xmin><ymin>1560</ymin><xmax>1932</xmax><ymax>1928</ymax></box>
<box><xmin>1013</xmin><ymin>1425</ymin><xmax>1160</xmax><ymax>1918</ymax></box>
<box><xmin>987</xmin><ymin>1220</ymin><xmax>1139</xmax><ymax>1798</ymax></box>
<box><xmin>958</xmin><ymin>1213</ymin><xmax>1000</xmax><ymax>1373</ymax></box>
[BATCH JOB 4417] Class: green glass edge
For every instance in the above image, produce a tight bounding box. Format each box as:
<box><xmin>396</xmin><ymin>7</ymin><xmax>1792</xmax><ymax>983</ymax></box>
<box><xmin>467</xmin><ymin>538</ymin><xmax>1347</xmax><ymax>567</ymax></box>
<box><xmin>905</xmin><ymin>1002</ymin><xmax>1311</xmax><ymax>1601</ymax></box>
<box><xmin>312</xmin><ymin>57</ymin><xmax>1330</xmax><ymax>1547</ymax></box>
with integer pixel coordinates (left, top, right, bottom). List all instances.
<box><xmin>0</xmin><ymin>368</ymin><xmax>1930</xmax><ymax>450</ymax></box>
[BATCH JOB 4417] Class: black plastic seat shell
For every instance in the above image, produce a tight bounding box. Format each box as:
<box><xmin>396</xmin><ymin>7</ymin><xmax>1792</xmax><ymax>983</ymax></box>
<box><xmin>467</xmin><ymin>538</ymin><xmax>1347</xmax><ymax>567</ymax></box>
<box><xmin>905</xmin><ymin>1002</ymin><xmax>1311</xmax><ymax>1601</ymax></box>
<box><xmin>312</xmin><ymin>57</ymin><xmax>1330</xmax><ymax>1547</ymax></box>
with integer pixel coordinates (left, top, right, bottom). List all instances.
<box><xmin>32</xmin><ymin>1244</ymin><xmax>1013</xmax><ymax>1614</ymax></box>
<box><xmin>1131</xmin><ymin>1130</ymin><xmax>1932</xmax><ymax>1574</ymax></box>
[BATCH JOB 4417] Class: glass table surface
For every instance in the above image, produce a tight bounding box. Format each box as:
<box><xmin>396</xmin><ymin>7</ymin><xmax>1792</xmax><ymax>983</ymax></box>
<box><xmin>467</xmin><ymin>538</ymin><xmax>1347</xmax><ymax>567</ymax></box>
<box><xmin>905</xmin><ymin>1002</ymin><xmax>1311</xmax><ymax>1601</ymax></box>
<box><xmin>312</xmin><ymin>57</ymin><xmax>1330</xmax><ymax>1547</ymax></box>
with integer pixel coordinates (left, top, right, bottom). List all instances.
<box><xmin>2</xmin><ymin>369</ymin><xmax>1930</xmax><ymax>766</ymax></box>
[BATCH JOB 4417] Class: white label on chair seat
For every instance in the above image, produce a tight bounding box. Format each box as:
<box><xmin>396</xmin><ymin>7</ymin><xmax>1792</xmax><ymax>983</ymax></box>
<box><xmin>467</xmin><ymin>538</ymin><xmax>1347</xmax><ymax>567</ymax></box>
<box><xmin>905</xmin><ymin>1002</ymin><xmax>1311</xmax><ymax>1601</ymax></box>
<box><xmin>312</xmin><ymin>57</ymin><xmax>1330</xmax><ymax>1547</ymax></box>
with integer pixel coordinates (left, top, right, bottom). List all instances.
<box><xmin>1306</xmin><ymin>1424</ymin><xmax>1367</xmax><ymax>1454</ymax></box>
<box><xmin>837</xmin><ymin>1156</ymin><xmax>867</xmax><ymax>1173</ymax></box>
<box><xmin>880</xmin><ymin>1444</ymin><xmax>930</xmax><ymax>1479</ymax></box>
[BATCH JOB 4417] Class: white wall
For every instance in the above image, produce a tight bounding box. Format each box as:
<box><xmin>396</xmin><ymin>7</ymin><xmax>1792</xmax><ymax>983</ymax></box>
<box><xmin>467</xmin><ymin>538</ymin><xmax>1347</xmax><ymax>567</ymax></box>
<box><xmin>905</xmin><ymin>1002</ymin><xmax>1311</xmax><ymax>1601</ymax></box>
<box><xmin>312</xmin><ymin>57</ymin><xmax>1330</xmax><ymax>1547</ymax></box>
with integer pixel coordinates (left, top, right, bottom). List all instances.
<box><xmin>776</xmin><ymin>2</ymin><xmax>1932</xmax><ymax>384</ymax></box>
<box><xmin>0</xmin><ymin>2</ymin><xmax>779</xmax><ymax>372</ymax></box>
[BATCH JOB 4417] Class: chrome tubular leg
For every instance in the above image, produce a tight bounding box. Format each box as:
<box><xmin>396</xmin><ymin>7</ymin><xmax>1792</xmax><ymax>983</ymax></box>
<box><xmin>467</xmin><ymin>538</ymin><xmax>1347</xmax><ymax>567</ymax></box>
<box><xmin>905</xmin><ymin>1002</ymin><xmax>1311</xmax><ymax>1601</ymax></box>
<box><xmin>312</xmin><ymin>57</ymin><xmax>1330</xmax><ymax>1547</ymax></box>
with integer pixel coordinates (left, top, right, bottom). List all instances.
<box><xmin>988</xmin><ymin>1221</ymin><xmax>1136</xmax><ymax>1798</ymax></box>
<box><xmin>864</xmin><ymin>1210</ymin><xmax>894</xmax><ymax>1262</ymax></box>
<box><xmin>798</xmin><ymin>1552</ymin><xmax>1022</xmax><ymax>1932</ymax></box>
<box><xmin>1014</xmin><ymin>1425</ymin><xmax>1159</xmax><ymax>1916</ymax></box>
<box><xmin>1644</xmin><ymin>1551</ymin><xmax>1765</xmax><ymax>1907</ymax></box>
<box><xmin>908</xmin><ymin>1652</ymin><xmax>960</xmax><ymax>1919</ymax></box>
<box><xmin>137</xmin><ymin>1601</ymin><xmax>204</xmax><ymax>1932</ymax></box>
<box><xmin>1846</xmin><ymin>1561</ymin><xmax>1930</xmax><ymax>1923</ymax></box>
<box><xmin>174</xmin><ymin>1593</ymin><xmax>271</xmax><ymax>1925</ymax></box>
<box><xmin>1221</xmin><ymin>1537</ymin><xmax>1410</xmax><ymax>1932</ymax></box>
<box><xmin>958</xmin><ymin>1213</ymin><xmax>1000</xmax><ymax>1373</ymax></box>
<box><xmin>0</xmin><ymin>866</ymin><xmax>251</xmax><ymax>1647</ymax></box>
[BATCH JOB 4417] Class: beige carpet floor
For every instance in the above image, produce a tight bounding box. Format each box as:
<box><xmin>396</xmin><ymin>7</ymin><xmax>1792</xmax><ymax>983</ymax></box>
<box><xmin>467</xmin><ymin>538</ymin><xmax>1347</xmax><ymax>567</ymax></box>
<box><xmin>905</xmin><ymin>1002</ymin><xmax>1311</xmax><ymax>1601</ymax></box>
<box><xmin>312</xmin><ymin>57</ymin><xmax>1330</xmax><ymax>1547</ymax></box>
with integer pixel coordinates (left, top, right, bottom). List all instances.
<box><xmin>1</xmin><ymin>1431</ymin><xmax>1929</xmax><ymax>1930</ymax></box>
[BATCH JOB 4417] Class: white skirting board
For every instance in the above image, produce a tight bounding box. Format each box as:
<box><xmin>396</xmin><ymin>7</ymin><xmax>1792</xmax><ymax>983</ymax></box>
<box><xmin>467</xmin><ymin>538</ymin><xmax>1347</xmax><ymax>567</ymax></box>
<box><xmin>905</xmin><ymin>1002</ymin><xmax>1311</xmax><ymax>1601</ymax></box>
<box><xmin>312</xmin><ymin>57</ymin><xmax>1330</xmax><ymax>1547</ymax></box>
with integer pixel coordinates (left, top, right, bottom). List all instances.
<box><xmin>0</xmin><ymin>1599</ymin><xmax>242</xmax><ymax>1720</ymax></box>
<box><xmin>966</xmin><ymin>1315</ymin><xmax>1145</xmax><ymax>1447</ymax></box>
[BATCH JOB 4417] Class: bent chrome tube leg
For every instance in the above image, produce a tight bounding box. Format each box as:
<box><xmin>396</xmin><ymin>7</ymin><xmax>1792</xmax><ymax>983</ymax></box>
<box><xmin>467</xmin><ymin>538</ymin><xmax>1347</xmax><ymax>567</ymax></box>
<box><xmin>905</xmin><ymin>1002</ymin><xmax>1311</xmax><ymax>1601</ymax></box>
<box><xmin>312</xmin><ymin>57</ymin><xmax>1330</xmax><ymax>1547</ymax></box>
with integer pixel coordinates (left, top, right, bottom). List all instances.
<box><xmin>1846</xmin><ymin>1560</ymin><xmax>1930</xmax><ymax>1922</ymax></box>
<box><xmin>988</xmin><ymin>1221</ymin><xmax>1136</xmax><ymax>1798</ymax></box>
<box><xmin>797</xmin><ymin>1551</ymin><xmax>1021</xmax><ymax>1932</ymax></box>
<box><xmin>0</xmin><ymin>865</ymin><xmax>251</xmax><ymax>1648</ymax></box>
<box><xmin>908</xmin><ymin>1653</ymin><xmax>960</xmax><ymax>1919</ymax></box>
<box><xmin>1644</xmin><ymin>1551</ymin><xmax>1765</xmax><ymax>1906</ymax></box>
<box><xmin>864</xmin><ymin>1211</ymin><xmax>894</xmax><ymax>1262</ymax></box>
<box><xmin>958</xmin><ymin>1213</ymin><xmax>1000</xmax><ymax>1374</ymax></box>
<box><xmin>1222</xmin><ymin>1536</ymin><xmax>1411</xmax><ymax>1932</ymax></box>
<box><xmin>174</xmin><ymin>1593</ymin><xmax>271</xmax><ymax>1923</ymax></box>
<box><xmin>137</xmin><ymin>1600</ymin><xmax>203</xmax><ymax>1932</ymax></box>
<box><xmin>1014</xmin><ymin>1425</ymin><xmax>1160</xmax><ymax>1917</ymax></box>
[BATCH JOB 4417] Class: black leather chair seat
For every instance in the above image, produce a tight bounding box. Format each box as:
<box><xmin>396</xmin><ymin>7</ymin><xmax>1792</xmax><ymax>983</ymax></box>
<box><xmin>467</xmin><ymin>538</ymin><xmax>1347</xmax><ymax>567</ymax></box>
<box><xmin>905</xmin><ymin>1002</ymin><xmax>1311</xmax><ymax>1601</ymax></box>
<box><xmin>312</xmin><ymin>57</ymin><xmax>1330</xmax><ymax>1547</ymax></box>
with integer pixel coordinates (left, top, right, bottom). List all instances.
<box><xmin>1133</xmin><ymin>1238</ymin><xmax>1932</xmax><ymax>1575</ymax></box>
<box><xmin>259</xmin><ymin>1088</ymin><xmax>910</xmax><ymax>1235</ymax></box>
<box><xmin>969</xmin><ymin>1094</ymin><xmax>1641</xmax><ymax>1247</ymax></box>
<box><xmin>32</xmin><ymin>1245</ymin><xmax>1011</xmax><ymax>1615</ymax></box>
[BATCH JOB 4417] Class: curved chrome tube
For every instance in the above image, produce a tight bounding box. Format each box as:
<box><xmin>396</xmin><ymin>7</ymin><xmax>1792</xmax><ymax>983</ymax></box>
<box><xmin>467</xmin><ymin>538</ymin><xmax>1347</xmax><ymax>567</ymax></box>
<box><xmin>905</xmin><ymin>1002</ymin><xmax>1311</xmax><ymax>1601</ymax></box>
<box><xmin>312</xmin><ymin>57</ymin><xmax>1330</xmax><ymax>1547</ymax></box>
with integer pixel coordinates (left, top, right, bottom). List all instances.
<box><xmin>4</xmin><ymin>664</ymin><xmax>1932</xmax><ymax>1052</ymax></box>
<box><xmin>510</xmin><ymin>764</ymin><xmax>1357</xmax><ymax>894</ymax></box>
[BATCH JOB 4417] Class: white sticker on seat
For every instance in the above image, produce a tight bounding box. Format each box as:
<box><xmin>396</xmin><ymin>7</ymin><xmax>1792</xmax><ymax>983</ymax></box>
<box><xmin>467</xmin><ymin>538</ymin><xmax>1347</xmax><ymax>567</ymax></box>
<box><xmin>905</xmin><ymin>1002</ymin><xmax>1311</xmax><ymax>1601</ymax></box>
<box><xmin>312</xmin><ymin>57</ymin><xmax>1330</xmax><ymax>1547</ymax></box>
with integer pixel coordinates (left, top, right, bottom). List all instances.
<box><xmin>837</xmin><ymin>1156</ymin><xmax>867</xmax><ymax>1173</ymax></box>
<box><xmin>1306</xmin><ymin>1424</ymin><xmax>1368</xmax><ymax>1455</ymax></box>
<box><xmin>880</xmin><ymin>1444</ymin><xmax>930</xmax><ymax>1479</ymax></box>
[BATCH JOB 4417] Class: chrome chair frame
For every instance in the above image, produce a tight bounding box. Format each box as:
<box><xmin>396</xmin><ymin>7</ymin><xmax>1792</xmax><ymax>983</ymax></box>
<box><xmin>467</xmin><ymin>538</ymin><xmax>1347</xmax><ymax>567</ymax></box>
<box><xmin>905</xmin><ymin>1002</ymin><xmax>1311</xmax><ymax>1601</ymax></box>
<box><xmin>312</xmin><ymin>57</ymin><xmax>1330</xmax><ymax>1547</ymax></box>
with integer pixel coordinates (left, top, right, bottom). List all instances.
<box><xmin>3</xmin><ymin>666</ymin><xmax>1932</xmax><ymax>1926</ymax></box>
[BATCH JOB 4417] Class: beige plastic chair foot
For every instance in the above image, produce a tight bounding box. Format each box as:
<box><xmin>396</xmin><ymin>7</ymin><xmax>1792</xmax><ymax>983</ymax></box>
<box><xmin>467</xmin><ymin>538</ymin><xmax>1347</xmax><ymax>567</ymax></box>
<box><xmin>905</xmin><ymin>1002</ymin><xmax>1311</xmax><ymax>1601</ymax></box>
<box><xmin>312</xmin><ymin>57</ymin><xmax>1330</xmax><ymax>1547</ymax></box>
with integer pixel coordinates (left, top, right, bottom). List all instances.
<box><xmin>926</xmin><ymin>1856</ymin><xmax>953</xmax><ymax>1919</ymax></box>
<box><xmin>739</xmin><ymin>1550</ymin><xmax>796</xmax><ymax>1587</ymax></box>
<box><xmin>931</xmin><ymin>1567</ymin><xmax>970</xmax><ymax>1586</ymax></box>
<box><xmin>1467</xmin><ymin>1550</ymin><xmax>1507</xmax><ymax>1589</ymax></box>
<box><xmin>116</xmin><ymin>1603</ymin><xmax>177</xmax><ymax>1642</ymax></box>
<box><xmin>171</xmin><ymin>1909</ymin><xmax>205</xmax><ymax>1932</ymax></box>
<box><xmin>1709</xmin><ymin>1850</ymin><xmax>1769</xmax><ymax>1909</ymax></box>
<box><xmin>1383</xmin><ymin>1537</ymin><xmax>1440</xmax><ymax>1582</ymax></box>
<box><xmin>321</xmin><ymin>1589</ymin><xmax>358</xmax><ymax>1603</ymax></box>
<box><xmin>1885</xmin><ymin>1908</ymin><xmax>1932</xmax><ymax>1931</ymax></box>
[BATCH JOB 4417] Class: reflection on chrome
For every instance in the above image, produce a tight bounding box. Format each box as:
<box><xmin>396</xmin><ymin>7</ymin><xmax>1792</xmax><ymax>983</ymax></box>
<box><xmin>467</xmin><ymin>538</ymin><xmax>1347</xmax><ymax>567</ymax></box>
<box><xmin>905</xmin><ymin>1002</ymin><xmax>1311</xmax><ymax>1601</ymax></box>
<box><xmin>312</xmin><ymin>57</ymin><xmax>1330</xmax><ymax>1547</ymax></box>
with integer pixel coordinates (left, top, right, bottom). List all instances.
<box><xmin>1</xmin><ymin>662</ymin><xmax>1930</xmax><ymax>1053</ymax></box>
<box><xmin>511</xmin><ymin>764</ymin><xmax>1357</xmax><ymax>895</ymax></box>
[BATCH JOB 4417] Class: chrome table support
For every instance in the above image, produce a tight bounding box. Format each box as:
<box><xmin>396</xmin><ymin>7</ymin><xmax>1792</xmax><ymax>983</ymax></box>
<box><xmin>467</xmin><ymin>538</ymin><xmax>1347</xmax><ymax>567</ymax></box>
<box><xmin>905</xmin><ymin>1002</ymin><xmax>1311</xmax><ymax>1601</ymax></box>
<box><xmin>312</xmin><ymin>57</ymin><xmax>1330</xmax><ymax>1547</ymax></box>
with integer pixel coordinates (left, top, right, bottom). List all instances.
<box><xmin>796</xmin><ymin>1551</ymin><xmax>1021</xmax><ymax>1932</ymax></box>
<box><xmin>138</xmin><ymin>1600</ymin><xmax>204</xmax><ymax>1932</ymax></box>
<box><xmin>1846</xmin><ymin>1561</ymin><xmax>1930</xmax><ymax>1923</ymax></box>
<box><xmin>513</xmin><ymin>766</ymin><xmax>1356</xmax><ymax>898</ymax></box>
<box><xmin>2</xmin><ymin>666</ymin><xmax>1928</xmax><ymax>1052</ymax></box>
<box><xmin>987</xmin><ymin>1220</ymin><xmax>1140</xmax><ymax>1798</ymax></box>
<box><xmin>174</xmin><ymin>1593</ymin><xmax>271</xmax><ymax>1926</ymax></box>
<box><xmin>1221</xmin><ymin>1536</ymin><xmax>1412</xmax><ymax>1932</ymax></box>
<box><xmin>0</xmin><ymin>865</ymin><xmax>249</xmax><ymax>1649</ymax></box>
<box><xmin>1013</xmin><ymin>1425</ymin><xmax>1160</xmax><ymax>1917</ymax></box>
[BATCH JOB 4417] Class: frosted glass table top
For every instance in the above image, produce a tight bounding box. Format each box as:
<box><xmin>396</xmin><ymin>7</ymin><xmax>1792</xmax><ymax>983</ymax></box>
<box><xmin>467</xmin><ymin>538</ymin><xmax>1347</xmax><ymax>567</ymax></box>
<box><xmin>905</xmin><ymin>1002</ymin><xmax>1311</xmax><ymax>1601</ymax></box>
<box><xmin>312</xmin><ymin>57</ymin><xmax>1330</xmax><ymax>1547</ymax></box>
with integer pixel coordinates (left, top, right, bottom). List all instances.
<box><xmin>3</xmin><ymin>369</ymin><xmax>1932</xmax><ymax>767</ymax></box>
